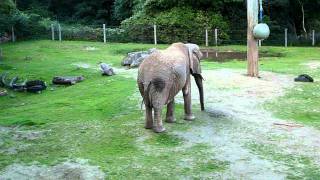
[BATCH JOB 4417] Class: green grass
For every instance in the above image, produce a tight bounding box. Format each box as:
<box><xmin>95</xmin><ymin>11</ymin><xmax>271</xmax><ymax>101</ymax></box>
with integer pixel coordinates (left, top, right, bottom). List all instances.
<box><xmin>0</xmin><ymin>40</ymin><xmax>229</xmax><ymax>178</ymax></box>
<box><xmin>0</xmin><ymin>40</ymin><xmax>319</xmax><ymax>177</ymax></box>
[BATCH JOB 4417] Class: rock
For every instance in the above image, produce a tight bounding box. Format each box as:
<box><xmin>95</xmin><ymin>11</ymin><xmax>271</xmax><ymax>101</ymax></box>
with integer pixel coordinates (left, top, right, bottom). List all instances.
<box><xmin>52</xmin><ymin>76</ymin><xmax>85</xmax><ymax>85</ymax></box>
<box><xmin>294</xmin><ymin>74</ymin><xmax>314</xmax><ymax>82</ymax></box>
<box><xmin>100</xmin><ymin>63</ymin><xmax>115</xmax><ymax>76</ymax></box>
<box><xmin>0</xmin><ymin>88</ymin><xmax>7</xmax><ymax>96</ymax></box>
<box><xmin>121</xmin><ymin>48</ymin><xmax>157</xmax><ymax>68</ymax></box>
<box><xmin>25</xmin><ymin>80</ymin><xmax>47</xmax><ymax>93</ymax></box>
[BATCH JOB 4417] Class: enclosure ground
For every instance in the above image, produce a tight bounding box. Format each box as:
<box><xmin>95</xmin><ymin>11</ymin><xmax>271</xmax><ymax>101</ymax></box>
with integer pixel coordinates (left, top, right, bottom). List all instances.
<box><xmin>0</xmin><ymin>41</ymin><xmax>319</xmax><ymax>179</ymax></box>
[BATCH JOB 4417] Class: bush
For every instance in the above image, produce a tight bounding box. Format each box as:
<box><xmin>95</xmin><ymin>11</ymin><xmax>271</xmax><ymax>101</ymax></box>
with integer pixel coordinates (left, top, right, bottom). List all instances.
<box><xmin>121</xmin><ymin>7</ymin><xmax>229</xmax><ymax>44</ymax></box>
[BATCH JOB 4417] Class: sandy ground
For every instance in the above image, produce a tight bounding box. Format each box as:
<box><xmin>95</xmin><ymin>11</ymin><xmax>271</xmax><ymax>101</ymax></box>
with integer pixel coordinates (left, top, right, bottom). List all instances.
<box><xmin>0</xmin><ymin>159</ymin><xmax>105</xmax><ymax>180</ymax></box>
<box><xmin>173</xmin><ymin>69</ymin><xmax>320</xmax><ymax>179</ymax></box>
<box><xmin>303</xmin><ymin>61</ymin><xmax>320</xmax><ymax>70</ymax></box>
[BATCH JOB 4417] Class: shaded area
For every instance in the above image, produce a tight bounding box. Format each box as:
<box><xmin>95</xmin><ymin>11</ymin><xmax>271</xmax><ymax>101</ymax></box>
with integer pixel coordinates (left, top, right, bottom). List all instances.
<box><xmin>201</xmin><ymin>49</ymin><xmax>284</xmax><ymax>62</ymax></box>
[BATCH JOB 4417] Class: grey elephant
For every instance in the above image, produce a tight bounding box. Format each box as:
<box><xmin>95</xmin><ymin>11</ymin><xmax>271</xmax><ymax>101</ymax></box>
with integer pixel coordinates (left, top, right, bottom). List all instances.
<box><xmin>137</xmin><ymin>42</ymin><xmax>204</xmax><ymax>133</ymax></box>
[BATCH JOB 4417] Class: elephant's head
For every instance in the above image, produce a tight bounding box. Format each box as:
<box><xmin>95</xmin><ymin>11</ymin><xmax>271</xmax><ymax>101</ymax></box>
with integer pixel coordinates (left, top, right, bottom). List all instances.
<box><xmin>185</xmin><ymin>43</ymin><xmax>205</xmax><ymax>111</ymax></box>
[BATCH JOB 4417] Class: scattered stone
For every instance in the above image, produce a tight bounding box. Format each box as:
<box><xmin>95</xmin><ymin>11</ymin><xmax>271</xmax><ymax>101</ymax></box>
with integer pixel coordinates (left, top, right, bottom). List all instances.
<box><xmin>0</xmin><ymin>88</ymin><xmax>7</xmax><ymax>96</ymax></box>
<box><xmin>121</xmin><ymin>48</ymin><xmax>157</xmax><ymax>68</ymax></box>
<box><xmin>100</xmin><ymin>63</ymin><xmax>115</xmax><ymax>76</ymax></box>
<box><xmin>294</xmin><ymin>74</ymin><xmax>314</xmax><ymax>82</ymax></box>
<box><xmin>52</xmin><ymin>76</ymin><xmax>84</xmax><ymax>85</ymax></box>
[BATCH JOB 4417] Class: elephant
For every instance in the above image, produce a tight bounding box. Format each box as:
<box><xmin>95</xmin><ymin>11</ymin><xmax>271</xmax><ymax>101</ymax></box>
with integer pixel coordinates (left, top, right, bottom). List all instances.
<box><xmin>137</xmin><ymin>42</ymin><xmax>204</xmax><ymax>133</ymax></box>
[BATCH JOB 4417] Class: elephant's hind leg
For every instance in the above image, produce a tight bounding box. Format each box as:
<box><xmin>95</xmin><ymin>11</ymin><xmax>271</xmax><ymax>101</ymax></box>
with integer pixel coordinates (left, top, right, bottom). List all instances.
<box><xmin>153</xmin><ymin>107</ymin><xmax>166</xmax><ymax>133</ymax></box>
<box><xmin>165</xmin><ymin>99</ymin><xmax>176</xmax><ymax>123</ymax></box>
<box><xmin>145</xmin><ymin>105</ymin><xmax>153</xmax><ymax>129</ymax></box>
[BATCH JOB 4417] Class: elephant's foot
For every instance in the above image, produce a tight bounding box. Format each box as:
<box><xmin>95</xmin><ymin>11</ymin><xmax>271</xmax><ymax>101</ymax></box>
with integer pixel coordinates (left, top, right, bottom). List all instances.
<box><xmin>153</xmin><ymin>126</ymin><xmax>166</xmax><ymax>133</ymax></box>
<box><xmin>165</xmin><ymin>116</ymin><xmax>176</xmax><ymax>123</ymax></box>
<box><xmin>184</xmin><ymin>114</ymin><xmax>195</xmax><ymax>121</ymax></box>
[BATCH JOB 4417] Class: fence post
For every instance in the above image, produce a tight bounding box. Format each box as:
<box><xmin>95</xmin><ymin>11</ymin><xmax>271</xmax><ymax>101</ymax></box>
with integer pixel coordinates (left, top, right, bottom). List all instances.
<box><xmin>153</xmin><ymin>24</ymin><xmax>157</xmax><ymax>45</ymax></box>
<box><xmin>214</xmin><ymin>28</ymin><xmax>218</xmax><ymax>47</ymax></box>
<box><xmin>205</xmin><ymin>28</ymin><xmax>208</xmax><ymax>47</ymax></box>
<box><xmin>51</xmin><ymin>24</ymin><xmax>55</xmax><ymax>41</ymax></box>
<box><xmin>103</xmin><ymin>24</ymin><xmax>106</xmax><ymax>44</ymax></box>
<box><xmin>285</xmin><ymin>28</ymin><xmax>288</xmax><ymax>47</ymax></box>
<box><xmin>58</xmin><ymin>24</ymin><xmax>62</xmax><ymax>42</ymax></box>
<box><xmin>11</xmin><ymin>26</ymin><xmax>15</xmax><ymax>42</ymax></box>
<box><xmin>312</xmin><ymin>30</ymin><xmax>315</xmax><ymax>46</ymax></box>
<box><xmin>0</xmin><ymin>48</ymin><xmax>2</xmax><ymax>61</ymax></box>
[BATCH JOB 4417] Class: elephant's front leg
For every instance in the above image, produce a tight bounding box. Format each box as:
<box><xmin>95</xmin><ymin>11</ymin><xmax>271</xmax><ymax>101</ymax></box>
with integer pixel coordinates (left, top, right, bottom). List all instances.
<box><xmin>183</xmin><ymin>79</ymin><xmax>195</xmax><ymax>121</ymax></box>
<box><xmin>165</xmin><ymin>99</ymin><xmax>175</xmax><ymax>123</ymax></box>
<box><xmin>153</xmin><ymin>108</ymin><xmax>166</xmax><ymax>133</ymax></box>
<box><xmin>145</xmin><ymin>105</ymin><xmax>153</xmax><ymax>129</ymax></box>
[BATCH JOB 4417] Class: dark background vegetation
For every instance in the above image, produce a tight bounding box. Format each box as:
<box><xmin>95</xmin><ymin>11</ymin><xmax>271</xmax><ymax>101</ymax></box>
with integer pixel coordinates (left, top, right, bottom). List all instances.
<box><xmin>1</xmin><ymin>0</ymin><xmax>320</xmax><ymax>44</ymax></box>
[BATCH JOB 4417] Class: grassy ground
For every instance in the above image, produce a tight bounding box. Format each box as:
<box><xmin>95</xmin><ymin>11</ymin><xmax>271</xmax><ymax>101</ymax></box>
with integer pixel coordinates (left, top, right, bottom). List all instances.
<box><xmin>0</xmin><ymin>40</ymin><xmax>319</xmax><ymax>178</ymax></box>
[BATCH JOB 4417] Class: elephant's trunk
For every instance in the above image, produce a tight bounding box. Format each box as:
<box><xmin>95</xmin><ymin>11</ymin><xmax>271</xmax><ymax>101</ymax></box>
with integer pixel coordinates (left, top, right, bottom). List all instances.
<box><xmin>193</xmin><ymin>74</ymin><xmax>204</xmax><ymax>111</ymax></box>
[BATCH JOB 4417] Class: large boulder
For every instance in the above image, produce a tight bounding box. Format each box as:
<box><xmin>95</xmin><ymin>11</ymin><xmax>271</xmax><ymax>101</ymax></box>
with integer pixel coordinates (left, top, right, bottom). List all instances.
<box><xmin>121</xmin><ymin>48</ymin><xmax>157</xmax><ymax>68</ymax></box>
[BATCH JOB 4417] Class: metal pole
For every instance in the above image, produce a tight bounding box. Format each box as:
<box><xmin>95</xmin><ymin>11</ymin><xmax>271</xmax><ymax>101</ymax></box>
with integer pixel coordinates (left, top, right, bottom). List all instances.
<box><xmin>312</xmin><ymin>30</ymin><xmax>315</xmax><ymax>46</ymax></box>
<box><xmin>205</xmin><ymin>28</ymin><xmax>208</xmax><ymax>47</ymax></box>
<box><xmin>103</xmin><ymin>24</ymin><xmax>106</xmax><ymax>44</ymax></box>
<box><xmin>153</xmin><ymin>24</ymin><xmax>157</xmax><ymax>45</ymax></box>
<box><xmin>285</xmin><ymin>28</ymin><xmax>288</xmax><ymax>47</ymax></box>
<box><xmin>258</xmin><ymin>40</ymin><xmax>262</xmax><ymax>47</ymax></box>
<box><xmin>51</xmin><ymin>24</ymin><xmax>55</xmax><ymax>41</ymax></box>
<box><xmin>58</xmin><ymin>24</ymin><xmax>62</xmax><ymax>42</ymax></box>
<box><xmin>247</xmin><ymin>0</ymin><xmax>259</xmax><ymax>77</ymax></box>
<box><xmin>215</xmin><ymin>28</ymin><xmax>218</xmax><ymax>47</ymax></box>
<box><xmin>12</xmin><ymin>26</ymin><xmax>15</xmax><ymax>42</ymax></box>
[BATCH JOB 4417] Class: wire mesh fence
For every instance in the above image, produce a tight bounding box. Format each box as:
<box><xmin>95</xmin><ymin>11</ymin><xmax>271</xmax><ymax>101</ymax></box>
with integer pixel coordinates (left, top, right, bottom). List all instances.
<box><xmin>4</xmin><ymin>23</ymin><xmax>320</xmax><ymax>47</ymax></box>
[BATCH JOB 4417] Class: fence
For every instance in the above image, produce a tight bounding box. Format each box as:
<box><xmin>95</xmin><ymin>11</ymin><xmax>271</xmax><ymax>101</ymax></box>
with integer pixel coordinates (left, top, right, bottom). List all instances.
<box><xmin>4</xmin><ymin>24</ymin><xmax>320</xmax><ymax>47</ymax></box>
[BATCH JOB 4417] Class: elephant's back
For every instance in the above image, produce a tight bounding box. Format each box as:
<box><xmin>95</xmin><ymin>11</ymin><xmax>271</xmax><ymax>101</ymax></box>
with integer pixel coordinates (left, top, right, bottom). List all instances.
<box><xmin>138</xmin><ymin>51</ymin><xmax>186</xmax><ymax>82</ymax></box>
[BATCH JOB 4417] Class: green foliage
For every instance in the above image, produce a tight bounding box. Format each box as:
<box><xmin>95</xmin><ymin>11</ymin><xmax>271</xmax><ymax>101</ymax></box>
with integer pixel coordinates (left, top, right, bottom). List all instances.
<box><xmin>121</xmin><ymin>7</ymin><xmax>229</xmax><ymax>44</ymax></box>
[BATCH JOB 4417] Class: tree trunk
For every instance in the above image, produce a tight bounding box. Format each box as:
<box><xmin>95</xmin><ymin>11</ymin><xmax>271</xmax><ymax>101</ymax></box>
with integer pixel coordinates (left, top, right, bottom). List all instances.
<box><xmin>298</xmin><ymin>0</ymin><xmax>307</xmax><ymax>38</ymax></box>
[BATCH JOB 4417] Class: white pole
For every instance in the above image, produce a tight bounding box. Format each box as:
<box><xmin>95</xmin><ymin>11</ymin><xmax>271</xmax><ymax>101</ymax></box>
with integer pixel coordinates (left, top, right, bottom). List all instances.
<box><xmin>285</xmin><ymin>28</ymin><xmax>288</xmax><ymax>47</ymax></box>
<box><xmin>12</xmin><ymin>26</ymin><xmax>15</xmax><ymax>42</ymax></box>
<box><xmin>153</xmin><ymin>24</ymin><xmax>157</xmax><ymax>45</ymax></box>
<box><xmin>312</xmin><ymin>30</ymin><xmax>315</xmax><ymax>46</ymax></box>
<box><xmin>215</xmin><ymin>28</ymin><xmax>218</xmax><ymax>47</ymax></box>
<box><xmin>205</xmin><ymin>28</ymin><xmax>208</xmax><ymax>47</ymax></box>
<box><xmin>58</xmin><ymin>24</ymin><xmax>62</xmax><ymax>42</ymax></box>
<box><xmin>258</xmin><ymin>40</ymin><xmax>262</xmax><ymax>47</ymax></box>
<box><xmin>51</xmin><ymin>24</ymin><xmax>55</xmax><ymax>41</ymax></box>
<box><xmin>103</xmin><ymin>24</ymin><xmax>106</xmax><ymax>44</ymax></box>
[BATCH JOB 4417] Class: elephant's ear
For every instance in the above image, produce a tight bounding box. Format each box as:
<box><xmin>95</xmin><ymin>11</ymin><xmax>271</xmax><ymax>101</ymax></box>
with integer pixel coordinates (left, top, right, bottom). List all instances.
<box><xmin>186</xmin><ymin>44</ymin><xmax>202</xmax><ymax>75</ymax></box>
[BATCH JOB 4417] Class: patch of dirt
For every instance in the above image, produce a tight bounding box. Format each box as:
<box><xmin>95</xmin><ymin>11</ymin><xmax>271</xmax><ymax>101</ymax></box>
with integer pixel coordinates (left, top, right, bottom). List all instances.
<box><xmin>201</xmin><ymin>49</ymin><xmax>283</xmax><ymax>62</ymax></box>
<box><xmin>72</xmin><ymin>62</ymin><xmax>91</xmax><ymax>69</ymax></box>
<box><xmin>172</xmin><ymin>69</ymin><xmax>320</xmax><ymax>178</ymax></box>
<box><xmin>83</xmin><ymin>46</ymin><xmax>98</xmax><ymax>51</ymax></box>
<box><xmin>303</xmin><ymin>60</ymin><xmax>320</xmax><ymax>69</ymax></box>
<box><xmin>0</xmin><ymin>159</ymin><xmax>105</xmax><ymax>180</ymax></box>
<box><xmin>0</xmin><ymin>126</ymin><xmax>48</xmax><ymax>155</ymax></box>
